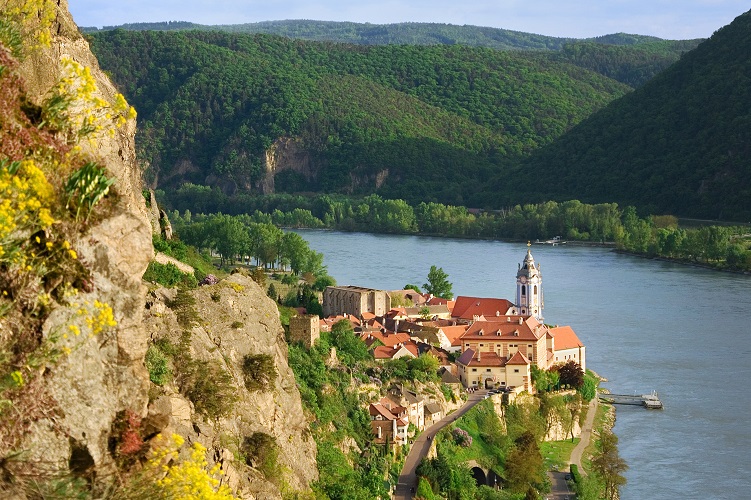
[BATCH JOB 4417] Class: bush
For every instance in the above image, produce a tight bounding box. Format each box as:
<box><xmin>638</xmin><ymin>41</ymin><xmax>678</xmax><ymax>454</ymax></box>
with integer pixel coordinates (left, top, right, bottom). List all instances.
<box><xmin>143</xmin><ymin>261</ymin><xmax>197</xmax><ymax>288</ymax></box>
<box><xmin>145</xmin><ymin>345</ymin><xmax>171</xmax><ymax>386</ymax></box>
<box><xmin>181</xmin><ymin>361</ymin><xmax>237</xmax><ymax>419</ymax></box>
<box><xmin>241</xmin><ymin>354</ymin><xmax>277</xmax><ymax>391</ymax></box>
<box><xmin>242</xmin><ymin>432</ymin><xmax>278</xmax><ymax>479</ymax></box>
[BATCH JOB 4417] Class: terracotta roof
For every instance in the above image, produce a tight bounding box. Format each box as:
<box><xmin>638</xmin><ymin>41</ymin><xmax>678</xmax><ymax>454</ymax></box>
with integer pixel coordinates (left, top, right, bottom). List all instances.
<box><xmin>440</xmin><ymin>325</ymin><xmax>469</xmax><ymax>344</ymax></box>
<box><xmin>372</xmin><ymin>346</ymin><xmax>397</xmax><ymax>359</ymax></box>
<box><xmin>507</xmin><ymin>351</ymin><xmax>531</xmax><ymax>365</ymax></box>
<box><xmin>452</xmin><ymin>296</ymin><xmax>516</xmax><ymax>320</ymax></box>
<box><xmin>466</xmin><ymin>351</ymin><xmax>507</xmax><ymax>367</ymax></box>
<box><xmin>369</xmin><ymin>403</ymin><xmax>396</xmax><ymax>420</ymax></box>
<box><xmin>361</xmin><ymin>311</ymin><xmax>376</xmax><ymax>320</ymax></box>
<box><xmin>550</xmin><ymin>326</ymin><xmax>584</xmax><ymax>350</ymax></box>
<box><xmin>460</xmin><ymin>316</ymin><xmax>547</xmax><ymax>342</ymax></box>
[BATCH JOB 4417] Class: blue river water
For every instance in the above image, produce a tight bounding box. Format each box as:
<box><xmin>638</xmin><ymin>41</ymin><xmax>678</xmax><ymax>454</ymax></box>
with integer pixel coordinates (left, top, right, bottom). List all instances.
<box><xmin>295</xmin><ymin>229</ymin><xmax>751</xmax><ymax>499</ymax></box>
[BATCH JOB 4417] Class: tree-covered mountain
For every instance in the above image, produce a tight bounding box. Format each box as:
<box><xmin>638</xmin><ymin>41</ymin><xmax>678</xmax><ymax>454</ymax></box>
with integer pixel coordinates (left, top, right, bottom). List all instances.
<box><xmin>83</xmin><ymin>20</ymin><xmax>701</xmax><ymax>87</ymax></box>
<box><xmin>88</xmin><ymin>30</ymin><xmax>630</xmax><ymax>207</ymax></box>
<box><xmin>511</xmin><ymin>10</ymin><xmax>751</xmax><ymax>220</ymax></box>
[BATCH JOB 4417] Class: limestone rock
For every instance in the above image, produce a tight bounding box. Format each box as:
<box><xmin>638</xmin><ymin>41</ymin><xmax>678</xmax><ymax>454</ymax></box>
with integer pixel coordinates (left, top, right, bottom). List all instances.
<box><xmin>144</xmin><ymin>275</ymin><xmax>318</xmax><ymax>497</ymax></box>
<box><xmin>10</xmin><ymin>0</ymin><xmax>152</xmax><ymax>486</ymax></box>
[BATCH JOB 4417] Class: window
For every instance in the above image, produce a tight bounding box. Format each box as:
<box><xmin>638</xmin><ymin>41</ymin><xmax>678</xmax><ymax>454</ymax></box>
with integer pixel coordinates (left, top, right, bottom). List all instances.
<box><xmin>521</xmin><ymin>286</ymin><xmax>526</xmax><ymax>296</ymax></box>
<box><xmin>514</xmin><ymin>369</ymin><xmax>519</xmax><ymax>373</ymax></box>
<box><xmin>480</xmin><ymin>343</ymin><xmax>484</xmax><ymax>347</ymax></box>
<box><xmin>486</xmin><ymin>368</ymin><xmax>491</xmax><ymax>372</ymax></box>
<box><xmin>472</xmin><ymin>368</ymin><xmax>477</xmax><ymax>372</ymax></box>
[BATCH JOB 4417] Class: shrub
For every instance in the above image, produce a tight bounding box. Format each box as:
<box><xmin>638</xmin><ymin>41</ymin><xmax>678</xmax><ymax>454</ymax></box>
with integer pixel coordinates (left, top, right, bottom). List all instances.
<box><xmin>452</xmin><ymin>427</ymin><xmax>473</xmax><ymax>447</ymax></box>
<box><xmin>230</xmin><ymin>321</ymin><xmax>243</xmax><ymax>329</ymax></box>
<box><xmin>241</xmin><ymin>432</ymin><xmax>278</xmax><ymax>480</ymax></box>
<box><xmin>145</xmin><ymin>345</ymin><xmax>171</xmax><ymax>386</ymax></box>
<box><xmin>181</xmin><ymin>361</ymin><xmax>237</xmax><ymax>419</ymax></box>
<box><xmin>241</xmin><ymin>354</ymin><xmax>277</xmax><ymax>391</ymax></box>
<box><xmin>143</xmin><ymin>261</ymin><xmax>197</xmax><ymax>288</ymax></box>
<box><xmin>199</xmin><ymin>274</ymin><xmax>219</xmax><ymax>286</ymax></box>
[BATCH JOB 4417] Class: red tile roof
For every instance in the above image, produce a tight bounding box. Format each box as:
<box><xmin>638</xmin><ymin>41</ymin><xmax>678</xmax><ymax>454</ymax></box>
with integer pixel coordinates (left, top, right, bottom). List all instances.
<box><xmin>440</xmin><ymin>325</ymin><xmax>469</xmax><ymax>345</ymax></box>
<box><xmin>549</xmin><ymin>326</ymin><xmax>584</xmax><ymax>350</ymax></box>
<box><xmin>452</xmin><ymin>296</ymin><xmax>515</xmax><ymax>320</ymax></box>
<box><xmin>507</xmin><ymin>351</ymin><xmax>531</xmax><ymax>365</ymax></box>
<box><xmin>460</xmin><ymin>316</ymin><xmax>547</xmax><ymax>342</ymax></box>
<box><xmin>456</xmin><ymin>348</ymin><xmax>508</xmax><ymax>367</ymax></box>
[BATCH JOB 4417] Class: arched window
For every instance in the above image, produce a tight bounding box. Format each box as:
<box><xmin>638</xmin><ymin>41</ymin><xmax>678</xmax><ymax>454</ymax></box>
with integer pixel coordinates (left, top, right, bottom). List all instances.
<box><xmin>534</xmin><ymin>285</ymin><xmax>538</xmax><ymax>294</ymax></box>
<box><xmin>521</xmin><ymin>285</ymin><xmax>526</xmax><ymax>296</ymax></box>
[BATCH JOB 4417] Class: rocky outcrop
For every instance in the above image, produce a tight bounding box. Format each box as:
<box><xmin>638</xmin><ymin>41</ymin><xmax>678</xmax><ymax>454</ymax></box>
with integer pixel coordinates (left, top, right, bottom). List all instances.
<box><xmin>5</xmin><ymin>0</ymin><xmax>152</xmax><ymax>487</ymax></box>
<box><xmin>143</xmin><ymin>274</ymin><xmax>318</xmax><ymax>498</ymax></box>
<box><xmin>259</xmin><ymin>137</ymin><xmax>315</xmax><ymax>194</ymax></box>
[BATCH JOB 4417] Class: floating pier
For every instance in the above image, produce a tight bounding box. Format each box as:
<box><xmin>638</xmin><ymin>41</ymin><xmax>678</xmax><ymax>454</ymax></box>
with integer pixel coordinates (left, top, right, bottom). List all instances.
<box><xmin>599</xmin><ymin>391</ymin><xmax>663</xmax><ymax>409</ymax></box>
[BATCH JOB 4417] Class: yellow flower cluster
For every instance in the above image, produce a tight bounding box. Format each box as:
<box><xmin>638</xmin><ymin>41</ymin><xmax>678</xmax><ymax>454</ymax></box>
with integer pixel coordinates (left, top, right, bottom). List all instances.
<box><xmin>0</xmin><ymin>159</ymin><xmax>55</xmax><ymax>262</ymax></box>
<box><xmin>148</xmin><ymin>434</ymin><xmax>236</xmax><ymax>500</ymax></box>
<box><xmin>0</xmin><ymin>0</ymin><xmax>57</xmax><ymax>48</ymax></box>
<box><xmin>74</xmin><ymin>299</ymin><xmax>116</xmax><ymax>337</ymax></box>
<box><xmin>54</xmin><ymin>59</ymin><xmax>137</xmax><ymax>142</ymax></box>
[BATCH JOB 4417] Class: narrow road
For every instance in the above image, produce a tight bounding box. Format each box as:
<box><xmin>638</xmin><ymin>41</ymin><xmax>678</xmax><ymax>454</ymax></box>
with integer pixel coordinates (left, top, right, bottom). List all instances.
<box><xmin>568</xmin><ymin>396</ymin><xmax>598</xmax><ymax>475</ymax></box>
<box><xmin>393</xmin><ymin>389</ymin><xmax>488</xmax><ymax>500</ymax></box>
<box><xmin>546</xmin><ymin>396</ymin><xmax>597</xmax><ymax>499</ymax></box>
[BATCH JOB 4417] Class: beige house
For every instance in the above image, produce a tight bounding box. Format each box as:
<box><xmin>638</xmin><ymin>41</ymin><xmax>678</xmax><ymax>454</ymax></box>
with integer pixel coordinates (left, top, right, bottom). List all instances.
<box><xmin>369</xmin><ymin>402</ymin><xmax>408</xmax><ymax>446</ymax></box>
<box><xmin>323</xmin><ymin>286</ymin><xmax>391</xmax><ymax>318</ymax></box>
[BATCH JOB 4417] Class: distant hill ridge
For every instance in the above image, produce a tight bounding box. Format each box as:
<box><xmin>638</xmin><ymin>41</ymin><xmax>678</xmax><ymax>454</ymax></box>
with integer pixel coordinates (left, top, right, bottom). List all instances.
<box><xmin>81</xmin><ymin>19</ymin><xmax>700</xmax><ymax>51</ymax></box>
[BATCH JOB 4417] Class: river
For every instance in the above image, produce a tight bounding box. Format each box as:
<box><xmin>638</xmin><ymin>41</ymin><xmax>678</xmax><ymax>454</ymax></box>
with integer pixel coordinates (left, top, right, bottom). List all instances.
<box><xmin>295</xmin><ymin>229</ymin><xmax>751</xmax><ymax>500</ymax></box>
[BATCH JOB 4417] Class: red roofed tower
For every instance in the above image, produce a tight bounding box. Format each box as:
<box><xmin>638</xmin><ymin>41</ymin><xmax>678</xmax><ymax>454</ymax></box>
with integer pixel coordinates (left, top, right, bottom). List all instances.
<box><xmin>516</xmin><ymin>243</ymin><xmax>544</xmax><ymax>322</ymax></box>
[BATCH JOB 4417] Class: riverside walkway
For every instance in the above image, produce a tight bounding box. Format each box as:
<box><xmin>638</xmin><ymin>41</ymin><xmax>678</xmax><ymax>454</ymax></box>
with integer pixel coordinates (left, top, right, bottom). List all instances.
<box><xmin>393</xmin><ymin>389</ymin><xmax>488</xmax><ymax>499</ymax></box>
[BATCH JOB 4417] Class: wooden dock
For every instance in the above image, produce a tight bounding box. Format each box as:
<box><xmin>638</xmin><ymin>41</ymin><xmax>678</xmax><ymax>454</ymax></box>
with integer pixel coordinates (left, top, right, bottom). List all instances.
<box><xmin>599</xmin><ymin>391</ymin><xmax>663</xmax><ymax>409</ymax></box>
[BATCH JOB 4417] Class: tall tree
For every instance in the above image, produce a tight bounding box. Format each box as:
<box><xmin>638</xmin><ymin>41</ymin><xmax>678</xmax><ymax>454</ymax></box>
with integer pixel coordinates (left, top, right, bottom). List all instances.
<box><xmin>423</xmin><ymin>265</ymin><xmax>454</xmax><ymax>299</ymax></box>
<box><xmin>591</xmin><ymin>429</ymin><xmax>628</xmax><ymax>500</ymax></box>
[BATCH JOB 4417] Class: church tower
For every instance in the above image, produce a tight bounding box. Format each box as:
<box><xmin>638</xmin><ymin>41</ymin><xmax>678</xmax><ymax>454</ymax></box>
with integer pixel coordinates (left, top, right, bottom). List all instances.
<box><xmin>516</xmin><ymin>243</ymin><xmax>543</xmax><ymax>322</ymax></box>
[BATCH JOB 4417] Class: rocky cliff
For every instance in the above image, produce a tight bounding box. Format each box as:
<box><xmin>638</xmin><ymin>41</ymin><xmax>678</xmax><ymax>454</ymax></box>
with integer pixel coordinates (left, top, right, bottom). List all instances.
<box><xmin>0</xmin><ymin>2</ymin><xmax>316</xmax><ymax>497</ymax></box>
<box><xmin>1</xmin><ymin>0</ymin><xmax>153</xmax><ymax>486</ymax></box>
<box><xmin>144</xmin><ymin>274</ymin><xmax>318</xmax><ymax>498</ymax></box>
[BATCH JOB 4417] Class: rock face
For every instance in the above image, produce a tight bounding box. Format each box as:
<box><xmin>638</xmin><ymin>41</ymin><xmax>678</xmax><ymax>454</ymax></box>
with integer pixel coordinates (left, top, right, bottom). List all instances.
<box><xmin>259</xmin><ymin>137</ymin><xmax>315</xmax><ymax>194</ymax></box>
<box><xmin>9</xmin><ymin>0</ymin><xmax>153</xmax><ymax>482</ymax></box>
<box><xmin>144</xmin><ymin>274</ymin><xmax>318</xmax><ymax>498</ymax></box>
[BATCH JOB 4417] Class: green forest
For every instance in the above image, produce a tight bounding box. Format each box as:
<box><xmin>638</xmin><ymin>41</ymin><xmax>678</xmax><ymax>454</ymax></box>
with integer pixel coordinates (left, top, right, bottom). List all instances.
<box><xmin>88</xmin><ymin>29</ymin><xmax>638</xmax><ymax>209</ymax></box>
<box><xmin>516</xmin><ymin>11</ymin><xmax>751</xmax><ymax>220</ymax></box>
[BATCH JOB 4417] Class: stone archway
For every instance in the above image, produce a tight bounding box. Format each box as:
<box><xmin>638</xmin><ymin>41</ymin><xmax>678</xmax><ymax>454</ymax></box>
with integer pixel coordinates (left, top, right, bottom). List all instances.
<box><xmin>471</xmin><ymin>466</ymin><xmax>486</xmax><ymax>487</ymax></box>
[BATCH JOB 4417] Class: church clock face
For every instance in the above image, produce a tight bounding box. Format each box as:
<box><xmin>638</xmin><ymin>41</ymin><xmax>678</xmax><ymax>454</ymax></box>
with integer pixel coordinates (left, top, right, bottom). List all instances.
<box><xmin>520</xmin><ymin>276</ymin><xmax>527</xmax><ymax>284</ymax></box>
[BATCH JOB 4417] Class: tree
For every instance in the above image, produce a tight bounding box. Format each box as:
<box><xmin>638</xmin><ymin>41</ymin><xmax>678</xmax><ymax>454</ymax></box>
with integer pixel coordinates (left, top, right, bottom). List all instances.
<box><xmin>423</xmin><ymin>265</ymin><xmax>453</xmax><ymax>299</ymax></box>
<box><xmin>504</xmin><ymin>431</ymin><xmax>545</xmax><ymax>494</ymax></box>
<box><xmin>555</xmin><ymin>360</ymin><xmax>584</xmax><ymax>389</ymax></box>
<box><xmin>591</xmin><ymin>430</ymin><xmax>628</xmax><ymax>500</ymax></box>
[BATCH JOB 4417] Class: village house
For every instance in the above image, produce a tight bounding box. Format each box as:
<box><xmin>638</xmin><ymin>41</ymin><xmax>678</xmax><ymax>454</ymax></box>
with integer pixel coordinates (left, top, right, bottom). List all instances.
<box><xmin>369</xmin><ymin>402</ymin><xmax>408</xmax><ymax>446</ymax></box>
<box><xmin>386</xmin><ymin>384</ymin><xmax>425</xmax><ymax>430</ymax></box>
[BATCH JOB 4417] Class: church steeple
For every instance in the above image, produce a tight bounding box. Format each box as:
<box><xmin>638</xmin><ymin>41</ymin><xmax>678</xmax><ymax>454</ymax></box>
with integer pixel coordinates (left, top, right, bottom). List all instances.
<box><xmin>516</xmin><ymin>242</ymin><xmax>543</xmax><ymax>322</ymax></box>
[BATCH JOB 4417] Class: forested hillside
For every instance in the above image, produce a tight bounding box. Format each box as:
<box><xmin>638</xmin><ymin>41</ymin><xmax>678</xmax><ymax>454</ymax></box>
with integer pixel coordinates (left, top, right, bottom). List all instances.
<box><xmin>89</xmin><ymin>30</ymin><xmax>630</xmax><ymax>207</ymax></box>
<box><xmin>513</xmin><ymin>10</ymin><xmax>751</xmax><ymax>220</ymax></box>
<box><xmin>85</xmin><ymin>21</ymin><xmax>701</xmax><ymax>88</ymax></box>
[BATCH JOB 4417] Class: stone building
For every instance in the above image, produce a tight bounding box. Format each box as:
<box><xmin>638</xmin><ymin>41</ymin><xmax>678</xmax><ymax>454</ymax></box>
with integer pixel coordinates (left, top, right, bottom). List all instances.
<box><xmin>323</xmin><ymin>286</ymin><xmax>391</xmax><ymax>318</ymax></box>
<box><xmin>289</xmin><ymin>315</ymin><xmax>320</xmax><ymax>349</ymax></box>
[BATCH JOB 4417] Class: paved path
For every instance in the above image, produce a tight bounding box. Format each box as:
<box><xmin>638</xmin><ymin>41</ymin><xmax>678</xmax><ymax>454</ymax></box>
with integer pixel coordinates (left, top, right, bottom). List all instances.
<box><xmin>545</xmin><ymin>397</ymin><xmax>597</xmax><ymax>499</ymax></box>
<box><xmin>568</xmin><ymin>396</ymin><xmax>598</xmax><ymax>475</ymax></box>
<box><xmin>393</xmin><ymin>389</ymin><xmax>488</xmax><ymax>499</ymax></box>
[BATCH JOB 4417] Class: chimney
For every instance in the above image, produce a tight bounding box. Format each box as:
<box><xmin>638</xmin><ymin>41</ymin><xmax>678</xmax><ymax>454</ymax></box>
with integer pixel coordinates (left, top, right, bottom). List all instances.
<box><xmin>518</xmin><ymin>317</ymin><xmax>523</xmax><ymax>325</ymax></box>
<box><xmin>477</xmin><ymin>350</ymin><xmax>481</xmax><ymax>362</ymax></box>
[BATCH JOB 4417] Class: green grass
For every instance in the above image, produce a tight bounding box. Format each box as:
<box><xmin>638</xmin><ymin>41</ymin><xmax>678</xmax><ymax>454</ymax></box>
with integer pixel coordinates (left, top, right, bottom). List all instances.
<box><xmin>541</xmin><ymin>438</ymin><xmax>580</xmax><ymax>471</ymax></box>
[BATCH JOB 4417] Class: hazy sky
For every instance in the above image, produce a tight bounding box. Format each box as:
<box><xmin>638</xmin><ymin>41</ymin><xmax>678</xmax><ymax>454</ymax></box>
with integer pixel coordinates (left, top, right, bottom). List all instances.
<box><xmin>69</xmin><ymin>1</ymin><xmax>748</xmax><ymax>40</ymax></box>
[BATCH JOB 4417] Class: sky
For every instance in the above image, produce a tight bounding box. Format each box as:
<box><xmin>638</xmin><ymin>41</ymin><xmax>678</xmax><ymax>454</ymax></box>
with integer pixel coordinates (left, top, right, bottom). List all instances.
<box><xmin>68</xmin><ymin>0</ymin><xmax>749</xmax><ymax>40</ymax></box>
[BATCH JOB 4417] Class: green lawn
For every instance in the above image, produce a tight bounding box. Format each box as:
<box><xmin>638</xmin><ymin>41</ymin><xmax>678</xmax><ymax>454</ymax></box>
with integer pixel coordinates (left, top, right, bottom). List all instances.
<box><xmin>541</xmin><ymin>438</ymin><xmax>580</xmax><ymax>471</ymax></box>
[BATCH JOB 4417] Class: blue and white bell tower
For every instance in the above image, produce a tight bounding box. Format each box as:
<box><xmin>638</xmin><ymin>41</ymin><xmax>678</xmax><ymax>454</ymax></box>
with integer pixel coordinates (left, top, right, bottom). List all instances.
<box><xmin>516</xmin><ymin>243</ymin><xmax>544</xmax><ymax>322</ymax></box>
